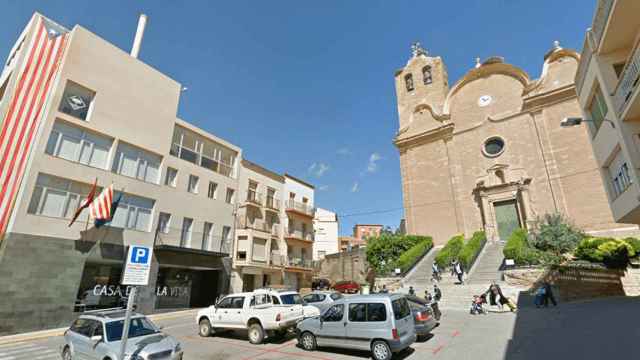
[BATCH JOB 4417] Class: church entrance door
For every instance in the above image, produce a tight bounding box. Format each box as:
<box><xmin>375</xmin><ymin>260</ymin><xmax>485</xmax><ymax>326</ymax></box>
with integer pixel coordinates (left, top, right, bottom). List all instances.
<box><xmin>493</xmin><ymin>199</ymin><xmax>521</xmax><ymax>241</ymax></box>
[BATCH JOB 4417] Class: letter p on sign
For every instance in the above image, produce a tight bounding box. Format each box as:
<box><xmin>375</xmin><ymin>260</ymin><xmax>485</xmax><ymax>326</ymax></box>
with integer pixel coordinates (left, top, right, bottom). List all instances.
<box><xmin>131</xmin><ymin>246</ymin><xmax>150</xmax><ymax>264</ymax></box>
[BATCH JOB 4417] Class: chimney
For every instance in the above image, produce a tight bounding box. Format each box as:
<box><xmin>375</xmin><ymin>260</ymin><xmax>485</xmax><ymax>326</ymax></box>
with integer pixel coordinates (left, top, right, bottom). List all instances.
<box><xmin>130</xmin><ymin>14</ymin><xmax>147</xmax><ymax>58</ymax></box>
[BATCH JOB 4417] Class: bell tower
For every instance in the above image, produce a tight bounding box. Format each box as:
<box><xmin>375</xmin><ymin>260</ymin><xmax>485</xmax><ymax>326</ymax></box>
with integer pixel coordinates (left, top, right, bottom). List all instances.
<box><xmin>394</xmin><ymin>42</ymin><xmax>449</xmax><ymax>131</ymax></box>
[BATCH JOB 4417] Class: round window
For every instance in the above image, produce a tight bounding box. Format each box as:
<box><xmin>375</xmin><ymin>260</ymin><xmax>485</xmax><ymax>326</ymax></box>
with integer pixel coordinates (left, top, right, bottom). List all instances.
<box><xmin>483</xmin><ymin>137</ymin><xmax>505</xmax><ymax>157</ymax></box>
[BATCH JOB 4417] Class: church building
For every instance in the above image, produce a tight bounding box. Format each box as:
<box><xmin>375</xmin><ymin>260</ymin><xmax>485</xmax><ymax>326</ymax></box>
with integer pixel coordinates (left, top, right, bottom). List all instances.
<box><xmin>393</xmin><ymin>42</ymin><xmax>637</xmax><ymax>245</ymax></box>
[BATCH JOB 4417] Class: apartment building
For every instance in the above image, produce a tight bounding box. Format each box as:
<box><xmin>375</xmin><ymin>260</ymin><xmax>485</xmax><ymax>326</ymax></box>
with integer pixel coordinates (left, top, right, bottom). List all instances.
<box><xmin>353</xmin><ymin>224</ymin><xmax>383</xmax><ymax>242</ymax></box>
<box><xmin>231</xmin><ymin>159</ymin><xmax>286</xmax><ymax>292</ymax></box>
<box><xmin>312</xmin><ymin>207</ymin><xmax>339</xmax><ymax>259</ymax></box>
<box><xmin>574</xmin><ymin>0</ymin><xmax>640</xmax><ymax>226</ymax></box>
<box><xmin>0</xmin><ymin>13</ymin><xmax>240</xmax><ymax>335</ymax></box>
<box><xmin>283</xmin><ymin>174</ymin><xmax>315</xmax><ymax>289</ymax></box>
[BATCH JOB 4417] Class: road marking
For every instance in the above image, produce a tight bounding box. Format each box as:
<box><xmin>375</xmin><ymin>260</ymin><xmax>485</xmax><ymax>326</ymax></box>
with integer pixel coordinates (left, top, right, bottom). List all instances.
<box><xmin>162</xmin><ymin>323</ymin><xmax>194</xmax><ymax>330</ymax></box>
<box><xmin>432</xmin><ymin>344</ymin><xmax>445</xmax><ymax>354</ymax></box>
<box><xmin>0</xmin><ymin>343</ymin><xmax>32</xmax><ymax>350</ymax></box>
<box><xmin>0</xmin><ymin>346</ymin><xmax>47</xmax><ymax>356</ymax></box>
<box><xmin>452</xmin><ymin>330</ymin><xmax>460</xmax><ymax>337</ymax></box>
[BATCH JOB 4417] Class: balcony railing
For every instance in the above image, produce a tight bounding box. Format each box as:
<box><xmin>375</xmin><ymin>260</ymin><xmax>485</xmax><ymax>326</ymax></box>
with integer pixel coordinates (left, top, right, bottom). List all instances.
<box><xmin>270</xmin><ymin>252</ymin><xmax>285</xmax><ymax>267</ymax></box>
<box><xmin>246</xmin><ymin>190</ymin><xmax>263</xmax><ymax>206</ymax></box>
<box><xmin>170</xmin><ymin>143</ymin><xmax>235</xmax><ymax>179</ymax></box>
<box><xmin>614</xmin><ymin>35</ymin><xmax>640</xmax><ymax>117</ymax></box>
<box><xmin>271</xmin><ymin>223</ymin><xmax>280</xmax><ymax>237</ymax></box>
<box><xmin>265</xmin><ymin>196</ymin><xmax>280</xmax><ymax>211</ymax></box>
<box><xmin>155</xmin><ymin>228</ymin><xmax>230</xmax><ymax>254</ymax></box>
<box><xmin>236</xmin><ymin>217</ymin><xmax>277</xmax><ymax>234</ymax></box>
<box><xmin>285</xmin><ymin>227</ymin><xmax>314</xmax><ymax>242</ymax></box>
<box><xmin>286</xmin><ymin>257</ymin><xmax>313</xmax><ymax>269</ymax></box>
<box><xmin>285</xmin><ymin>200</ymin><xmax>315</xmax><ymax>217</ymax></box>
<box><xmin>591</xmin><ymin>0</ymin><xmax>615</xmax><ymax>49</ymax></box>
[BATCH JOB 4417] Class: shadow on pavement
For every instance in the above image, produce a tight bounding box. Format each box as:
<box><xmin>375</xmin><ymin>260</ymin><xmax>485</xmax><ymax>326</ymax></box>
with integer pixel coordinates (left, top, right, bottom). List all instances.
<box><xmin>211</xmin><ymin>329</ymin><xmax>296</xmax><ymax>345</ymax></box>
<box><xmin>294</xmin><ymin>344</ymin><xmax>416</xmax><ymax>359</ymax></box>
<box><xmin>503</xmin><ymin>292</ymin><xmax>640</xmax><ymax>360</ymax></box>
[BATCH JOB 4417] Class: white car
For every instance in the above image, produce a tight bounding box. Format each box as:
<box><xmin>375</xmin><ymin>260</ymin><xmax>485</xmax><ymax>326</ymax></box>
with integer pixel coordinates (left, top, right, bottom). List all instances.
<box><xmin>196</xmin><ymin>289</ymin><xmax>305</xmax><ymax>344</ymax></box>
<box><xmin>272</xmin><ymin>290</ymin><xmax>321</xmax><ymax>319</ymax></box>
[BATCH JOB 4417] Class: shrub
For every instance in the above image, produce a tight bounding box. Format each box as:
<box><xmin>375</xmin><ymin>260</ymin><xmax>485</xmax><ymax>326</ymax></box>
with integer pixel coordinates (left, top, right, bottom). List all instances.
<box><xmin>435</xmin><ymin>235</ymin><xmax>465</xmax><ymax>268</ymax></box>
<box><xmin>366</xmin><ymin>234</ymin><xmax>432</xmax><ymax>274</ymax></box>
<box><xmin>623</xmin><ymin>237</ymin><xmax>640</xmax><ymax>256</ymax></box>
<box><xmin>575</xmin><ymin>237</ymin><xmax>635</xmax><ymax>268</ymax></box>
<box><xmin>396</xmin><ymin>237</ymin><xmax>434</xmax><ymax>273</ymax></box>
<box><xmin>530</xmin><ymin>213</ymin><xmax>584</xmax><ymax>255</ymax></box>
<box><xmin>458</xmin><ymin>231</ymin><xmax>487</xmax><ymax>269</ymax></box>
<box><xmin>503</xmin><ymin>228</ymin><xmax>542</xmax><ymax>265</ymax></box>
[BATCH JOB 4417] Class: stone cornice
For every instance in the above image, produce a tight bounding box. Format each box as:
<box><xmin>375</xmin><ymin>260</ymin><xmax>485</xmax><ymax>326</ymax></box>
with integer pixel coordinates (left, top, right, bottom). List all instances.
<box><xmin>522</xmin><ymin>84</ymin><xmax>577</xmax><ymax>112</ymax></box>
<box><xmin>394</xmin><ymin>123</ymin><xmax>454</xmax><ymax>150</ymax></box>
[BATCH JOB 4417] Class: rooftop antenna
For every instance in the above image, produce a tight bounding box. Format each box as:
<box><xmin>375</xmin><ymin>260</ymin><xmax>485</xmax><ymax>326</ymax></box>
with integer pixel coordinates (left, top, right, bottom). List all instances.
<box><xmin>131</xmin><ymin>14</ymin><xmax>147</xmax><ymax>58</ymax></box>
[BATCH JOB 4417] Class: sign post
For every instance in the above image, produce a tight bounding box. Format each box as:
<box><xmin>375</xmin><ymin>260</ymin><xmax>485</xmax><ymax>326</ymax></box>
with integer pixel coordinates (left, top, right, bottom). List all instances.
<box><xmin>119</xmin><ymin>245</ymin><xmax>153</xmax><ymax>360</ymax></box>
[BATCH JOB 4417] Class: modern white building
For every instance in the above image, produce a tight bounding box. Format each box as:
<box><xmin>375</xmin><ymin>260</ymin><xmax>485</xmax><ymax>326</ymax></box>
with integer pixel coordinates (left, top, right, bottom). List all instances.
<box><xmin>313</xmin><ymin>207</ymin><xmax>339</xmax><ymax>259</ymax></box>
<box><xmin>283</xmin><ymin>174</ymin><xmax>315</xmax><ymax>289</ymax></box>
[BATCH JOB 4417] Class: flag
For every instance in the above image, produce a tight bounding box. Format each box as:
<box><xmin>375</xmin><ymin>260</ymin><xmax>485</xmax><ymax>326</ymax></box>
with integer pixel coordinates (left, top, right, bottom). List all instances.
<box><xmin>90</xmin><ymin>184</ymin><xmax>113</xmax><ymax>221</ymax></box>
<box><xmin>68</xmin><ymin>178</ymin><xmax>97</xmax><ymax>227</ymax></box>
<box><xmin>95</xmin><ymin>192</ymin><xmax>123</xmax><ymax>228</ymax></box>
<box><xmin>0</xmin><ymin>16</ymin><xmax>69</xmax><ymax>237</ymax></box>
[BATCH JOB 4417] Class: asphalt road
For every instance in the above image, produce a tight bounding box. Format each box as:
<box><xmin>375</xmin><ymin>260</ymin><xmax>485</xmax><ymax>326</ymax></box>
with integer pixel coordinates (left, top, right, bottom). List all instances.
<box><xmin>2</xmin><ymin>296</ymin><xmax>638</xmax><ymax>360</ymax></box>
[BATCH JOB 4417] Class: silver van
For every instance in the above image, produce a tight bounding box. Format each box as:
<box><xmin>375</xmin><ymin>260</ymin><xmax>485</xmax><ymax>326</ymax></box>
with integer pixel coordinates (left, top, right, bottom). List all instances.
<box><xmin>296</xmin><ymin>294</ymin><xmax>416</xmax><ymax>360</ymax></box>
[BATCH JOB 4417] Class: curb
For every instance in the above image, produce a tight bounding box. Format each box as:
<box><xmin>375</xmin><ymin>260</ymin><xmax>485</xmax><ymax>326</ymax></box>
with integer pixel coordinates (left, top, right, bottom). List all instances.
<box><xmin>0</xmin><ymin>308</ymin><xmax>199</xmax><ymax>345</ymax></box>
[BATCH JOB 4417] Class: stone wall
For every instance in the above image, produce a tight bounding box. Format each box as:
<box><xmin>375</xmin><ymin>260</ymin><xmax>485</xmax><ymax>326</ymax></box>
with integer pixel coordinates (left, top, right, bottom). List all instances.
<box><xmin>316</xmin><ymin>247</ymin><xmax>370</xmax><ymax>285</ymax></box>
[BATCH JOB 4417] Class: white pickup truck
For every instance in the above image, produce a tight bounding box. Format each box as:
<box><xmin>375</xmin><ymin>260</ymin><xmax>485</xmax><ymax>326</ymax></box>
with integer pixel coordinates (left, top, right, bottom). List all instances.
<box><xmin>196</xmin><ymin>289</ymin><xmax>305</xmax><ymax>344</ymax></box>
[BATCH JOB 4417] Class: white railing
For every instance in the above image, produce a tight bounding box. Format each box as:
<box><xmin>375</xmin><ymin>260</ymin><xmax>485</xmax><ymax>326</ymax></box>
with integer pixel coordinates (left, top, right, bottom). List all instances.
<box><xmin>285</xmin><ymin>200</ymin><xmax>315</xmax><ymax>216</ymax></box>
<box><xmin>270</xmin><ymin>252</ymin><xmax>285</xmax><ymax>266</ymax></box>
<box><xmin>236</xmin><ymin>217</ymin><xmax>275</xmax><ymax>234</ymax></box>
<box><xmin>286</xmin><ymin>257</ymin><xmax>313</xmax><ymax>269</ymax></box>
<box><xmin>592</xmin><ymin>0</ymin><xmax>614</xmax><ymax>48</ymax></box>
<box><xmin>614</xmin><ymin>35</ymin><xmax>640</xmax><ymax>117</ymax></box>
<box><xmin>285</xmin><ymin>227</ymin><xmax>314</xmax><ymax>242</ymax></box>
<box><xmin>246</xmin><ymin>190</ymin><xmax>263</xmax><ymax>206</ymax></box>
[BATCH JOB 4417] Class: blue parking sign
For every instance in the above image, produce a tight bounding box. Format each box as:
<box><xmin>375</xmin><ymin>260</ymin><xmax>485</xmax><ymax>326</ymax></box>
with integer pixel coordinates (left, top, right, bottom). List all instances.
<box><xmin>130</xmin><ymin>246</ymin><xmax>150</xmax><ymax>264</ymax></box>
<box><xmin>122</xmin><ymin>245</ymin><xmax>153</xmax><ymax>285</ymax></box>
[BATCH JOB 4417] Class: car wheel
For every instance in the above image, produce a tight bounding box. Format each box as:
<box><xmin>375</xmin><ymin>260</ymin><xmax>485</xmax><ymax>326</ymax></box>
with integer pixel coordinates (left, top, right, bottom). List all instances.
<box><xmin>371</xmin><ymin>340</ymin><xmax>392</xmax><ymax>360</ymax></box>
<box><xmin>300</xmin><ymin>332</ymin><xmax>316</xmax><ymax>351</ymax></box>
<box><xmin>61</xmin><ymin>347</ymin><xmax>72</xmax><ymax>360</ymax></box>
<box><xmin>199</xmin><ymin>319</ymin><xmax>212</xmax><ymax>337</ymax></box>
<box><xmin>248</xmin><ymin>323</ymin><xmax>265</xmax><ymax>344</ymax></box>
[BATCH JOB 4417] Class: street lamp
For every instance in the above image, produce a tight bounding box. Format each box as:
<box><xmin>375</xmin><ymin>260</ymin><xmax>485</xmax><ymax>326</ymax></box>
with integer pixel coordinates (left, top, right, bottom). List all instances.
<box><xmin>560</xmin><ymin>117</ymin><xmax>616</xmax><ymax>128</ymax></box>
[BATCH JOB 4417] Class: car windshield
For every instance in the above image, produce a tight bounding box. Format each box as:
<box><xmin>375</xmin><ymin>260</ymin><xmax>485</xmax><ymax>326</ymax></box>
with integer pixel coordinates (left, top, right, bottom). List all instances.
<box><xmin>280</xmin><ymin>293</ymin><xmax>303</xmax><ymax>305</ymax></box>
<box><xmin>105</xmin><ymin>317</ymin><xmax>159</xmax><ymax>342</ymax></box>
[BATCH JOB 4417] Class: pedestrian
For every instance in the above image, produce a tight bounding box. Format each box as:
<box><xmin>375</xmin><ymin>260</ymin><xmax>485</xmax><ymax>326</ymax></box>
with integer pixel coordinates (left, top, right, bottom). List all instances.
<box><xmin>454</xmin><ymin>260</ymin><xmax>465</xmax><ymax>284</ymax></box>
<box><xmin>380</xmin><ymin>284</ymin><xmax>389</xmax><ymax>294</ymax></box>
<box><xmin>432</xmin><ymin>262</ymin><xmax>441</xmax><ymax>281</ymax></box>
<box><xmin>543</xmin><ymin>281</ymin><xmax>557</xmax><ymax>307</ymax></box>
<box><xmin>433</xmin><ymin>284</ymin><xmax>442</xmax><ymax>302</ymax></box>
<box><xmin>408</xmin><ymin>286</ymin><xmax>415</xmax><ymax>296</ymax></box>
<box><xmin>486</xmin><ymin>282</ymin><xmax>509</xmax><ymax>311</ymax></box>
<box><xmin>534</xmin><ymin>285</ymin><xmax>546</xmax><ymax>308</ymax></box>
<box><xmin>424</xmin><ymin>289</ymin><xmax>433</xmax><ymax>302</ymax></box>
<box><xmin>450</xmin><ymin>259</ymin><xmax>457</xmax><ymax>277</ymax></box>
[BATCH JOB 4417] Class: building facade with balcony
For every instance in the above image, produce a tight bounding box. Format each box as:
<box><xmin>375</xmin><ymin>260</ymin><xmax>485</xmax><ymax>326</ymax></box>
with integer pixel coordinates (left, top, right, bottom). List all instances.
<box><xmin>283</xmin><ymin>174</ymin><xmax>315</xmax><ymax>289</ymax></box>
<box><xmin>575</xmin><ymin>0</ymin><xmax>640</xmax><ymax>225</ymax></box>
<box><xmin>230</xmin><ymin>159</ymin><xmax>286</xmax><ymax>292</ymax></box>
<box><xmin>312</xmin><ymin>207</ymin><xmax>339</xmax><ymax>259</ymax></box>
<box><xmin>0</xmin><ymin>13</ymin><xmax>241</xmax><ymax>335</ymax></box>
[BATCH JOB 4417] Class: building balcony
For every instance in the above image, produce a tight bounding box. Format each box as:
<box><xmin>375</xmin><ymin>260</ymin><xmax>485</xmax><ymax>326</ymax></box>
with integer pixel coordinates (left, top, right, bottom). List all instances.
<box><xmin>591</xmin><ymin>0</ymin><xmax>615</xmax><ymax>50</ymax></box>
<box><xmin>270</xmin><ymin>252</ymin><xmax>286</xmax><ymax>267</ymax></box>
<box><xmin>245</xmin><ymin>190</ymin><xmax>264</xmax><ymax>207</ymax></box>
<box><xmin>236</xmin><ymin>217</ymin><xmax>275</xmax><ymax>235</ymax></box>
<box><xmin>285</xmin><ymin>257</ymin><xmax>314</xmax><ymax>271</ymax></box>
<box><xmin>285</xmin><ymin>200</ymin><xmax>315</xmax><ymax>218</ymax></box>
<box><xmin>284</xmin><ymin>227</ymin><xmax>314</xmax><ymax>244</ymax></box>
<box><xmin>613</xmin><ymin>34</ymin><xmax>640</xmax><ymax>120</ymax></box>
<box><xmin>170</xmin><ymin>143</ymin><xmax>235</xmax><ymax>178</ymax></box>
<box><xmin>265</xmin><ymin>197</ymin><xmax>281</xmax><ymax>212</ymax></box>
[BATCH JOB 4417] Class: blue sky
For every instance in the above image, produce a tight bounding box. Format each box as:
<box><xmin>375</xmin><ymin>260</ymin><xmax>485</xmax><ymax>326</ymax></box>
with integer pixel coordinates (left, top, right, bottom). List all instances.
<box><xmin>1</xmin><ymin>1</ymin><xmax>595</xmax><ymax>235</ymax></box>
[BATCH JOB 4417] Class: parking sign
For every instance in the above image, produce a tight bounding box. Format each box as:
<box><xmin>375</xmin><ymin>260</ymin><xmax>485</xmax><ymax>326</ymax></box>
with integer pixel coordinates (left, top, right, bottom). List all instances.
<box><xmin>122</xmin><ymin>245</ymin><xmax>153</xmax><ymax>285</ymax></box>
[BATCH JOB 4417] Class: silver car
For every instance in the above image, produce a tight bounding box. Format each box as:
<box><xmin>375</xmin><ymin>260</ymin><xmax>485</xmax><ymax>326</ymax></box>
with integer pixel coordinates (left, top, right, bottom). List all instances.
<box><xmin>296</xmin><ymin>294</ymin><xmax>416</xmax><ymax>360</ymax></box>
<box><xmin>61</xmin><ymin>310</ymin><xmax>183</xmax><ymax>360</ymax></box>
<box><xmin>302</xmin><ymin>291</ymin><xmax>344</xmax><ymax>313</ymax></box>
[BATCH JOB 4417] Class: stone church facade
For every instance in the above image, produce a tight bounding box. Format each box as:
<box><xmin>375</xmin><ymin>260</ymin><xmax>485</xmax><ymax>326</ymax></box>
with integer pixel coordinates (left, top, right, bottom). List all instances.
<box><xmin>393</xmin><ymin>43</ymin><xmax>638</xmax><ymax>245</ymax></box>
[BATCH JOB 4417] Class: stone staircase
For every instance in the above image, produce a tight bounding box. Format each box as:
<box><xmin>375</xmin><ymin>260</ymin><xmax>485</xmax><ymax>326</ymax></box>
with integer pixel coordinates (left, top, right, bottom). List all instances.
<box><xmin>621</xmin><ymin>267</ymin><xmax>640</xmax><ymax>296</ymax></box>
<box><xmin>399</xmin><ymin>241</ymin><xmax>525</xmax><ymax>310</ymax></box>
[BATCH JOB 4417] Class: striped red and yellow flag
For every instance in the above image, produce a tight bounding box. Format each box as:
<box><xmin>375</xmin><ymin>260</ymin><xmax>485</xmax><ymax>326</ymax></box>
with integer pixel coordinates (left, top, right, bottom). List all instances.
<box><xmin>0</xmin><ymin>16</ymin><xmax>68</xmax><ymax>237</ymax></box>
<box><xmin>90</xmin><ymin>184</ymin><xmax>114</xmax><ymax>221</ymax></box>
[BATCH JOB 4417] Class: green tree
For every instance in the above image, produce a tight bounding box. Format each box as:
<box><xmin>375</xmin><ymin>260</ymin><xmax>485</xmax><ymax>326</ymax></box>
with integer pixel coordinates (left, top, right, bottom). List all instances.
<box><xmin>530</xmin><ymin>213</ymin><xmax>584</xmax><ymax>256</ymax></box>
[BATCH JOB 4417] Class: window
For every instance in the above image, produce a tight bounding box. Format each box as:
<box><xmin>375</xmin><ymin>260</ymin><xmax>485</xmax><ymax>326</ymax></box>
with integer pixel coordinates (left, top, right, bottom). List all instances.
<box><xmin>105</xmin><ymin>317</ymin><xmax>158</xmax><ymax>342</ymax></box>
<box><xmin>329</xmin><ymin>293</ymin><xmax>343</xmax><ymax>301</ymax></box>
<box><xmin>392</xmin><ymin>298</ymin><xmax>411</xmax><ymax>320</ymax></box>
<box><xmin>58</xmin><ymin>81</ymin><xmax>95</xmax><ymax>120</ymax></box>
<box><xmin>164</xmin><ymin>168</ymin><xmax>178</xmax><ymax>187</ymax></box>
<box><xmin>250</xmin><ymin>294</ymin><xmax>271</xmax><ymax>307</ymax></box>
<box><xmin>423</xmin><ymin>65</ymin><xmax>432</xmax><ymax>85</ymax></box>
<box><xmin>45</xmin><ymin>121</ymin><xmax>112</xmax><ymax>169</ymax></box>
<box><xmin>609</xmin><ymin>151</ymin><xmax>633</xmax><ymax>198</ymax></box>
<box><xmin>28</xmin><ymin>174</ymin><xmax>94</xmax><ymax>219</ymax></box>
<box><xmin>222</xmin><ymin>225</ymin><xmax>231</xmax><ymax>243</ymax></box>
<box><xmin>229</xmin><ymin>297</ymin><xmax>245</xmax><ymax>309</ymax></box>
<box><xmin>169</xmin><ymin>125</ymin><xmax>238</xmax><ymax>178</ymax></box>
<box><xmin>158</xmin><ymin>212</ymin><xmax>171</xmax><ymax>234</ymax></box>
<box><xmin>202</xmin><ymin>222</ymin><xmax>214</xmax><ymax>250</ymax></box>
<box><xmin>109</xmin><ymin>193</ymin><xmax>155</xmax><ymax>232</ymax></box>
<box><xmin>180</xmin><ymin>218</ymin><xmax>193</xmax><ymax>247</ymax></box>
<box><xmin>271</xmin><ymin>295</ymin><xmax>281</xmax><ymax>304</ymax></box>
<box><xmin>302</xmin><ymin>197</ymin><xmax>308</xmax><ymax>204</ymax></box>
<box><xmin>483</xmin><ymin>137</ymin><xmax>505</xmax><ymax>157</ymax></box>
<box><xmin>289</xmin><ymin>192</ymin><xmax>295</xmax><ymax>200</ymax></box>
<box><xmin>248</xmin><ymin>181</ymin><xmax>258</xmax><ymax>202</ymax></box>
<box><xmin>188</xmin><ymin>175</ymin><xmax>199</xmax><ymax>194</ymax></box>
<box><xmin>112</xmin><ymin>142</ymin><xmax>161</xmax><ymax>184</ymax></box>
<box><xmin>208</xmin><ymin>182</ymin><xmax>218</xmax><ymax>199</ymax></box>
<box><xmin>322</xmin><ymin>304</ymin><xmax>344</xmax><ymax>322</ymax></box>
<box><xmin>588</xmin><ymin>85</ymin><xmax>608</xmax><ymax>136</ymax></box>
<box><xmin>405</xmin><ymin>73</ymin><xmax>414</xmax><ymax>91</ymax></box>
<box><xmin>70</xmin><ymin>318</ymin><xmax>94</xmax><ymax>337</ymax></box>
<box><xmin>225</xmin><ymin>188</ymin><xmax>235</xmax><ymax>204</ymax></box>
<box><xmin>216</xmin><ymin>297</ymin><xmax>233</xmax><ymax>308</ymax></box>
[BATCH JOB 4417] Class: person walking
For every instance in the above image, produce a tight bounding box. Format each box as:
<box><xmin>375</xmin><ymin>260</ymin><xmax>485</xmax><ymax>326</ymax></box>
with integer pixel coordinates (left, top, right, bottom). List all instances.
<box><xmin>424</xmin><ymin>289</ymin><xmax>433</xmax><ymax>302</ymax></box>
<box><xmin>534</xmin><ymin>285</ymin><xmax>546</xmax><ymax>308</ymax></box>
<box><xmin>543</xmin><ymin>281</ymin><xmax>557</xmax><ymax>307</ymax></box>
<box><xmin>408</xmin><ymin>286</ymin><xmax>416</xmax><ymax>296</ymax></box>
<box><xmin>454</xmin><ymin>260</ymin><xmax>465</xmax><ymax>284</ymax></box>
<box><xmin>433</xmin><ymin>284</ymin><xmax>442</xmax><ymax>302</ymax></box>
<box><xmin>432</xmin><ymin>262</ymin><xmax>441</xmax><ymax>282</ymax></box>
<box><xmin>380</xmin><ymin>284</ymin><xmax>389</xmax><ymax>294</ymax></box>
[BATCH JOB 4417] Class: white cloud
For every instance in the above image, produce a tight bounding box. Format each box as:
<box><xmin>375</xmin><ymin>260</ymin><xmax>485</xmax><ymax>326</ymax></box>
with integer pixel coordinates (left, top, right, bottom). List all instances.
<box><xmin>308</xmin><ymin>162</ymin><xmax>330</xmax><ymax>177</ymax></box>
<box><xmin>351</xmin><ymin>181</ymin><xmax>359</xmax><ymax>193</ymax></box>
<box><xmin>337</xmin><ymin>147</ymin><xmax>352</xmax><ymax>156</ymax></box>
<box><xmin>319</xmin><ymin>185</ymin><xmax>329</xmax><ymax>191</ymax></box>
<box><xmin>367</xmin><ymin>152</ymin><xmax>382</xmax><ymax>173</ymax></box>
